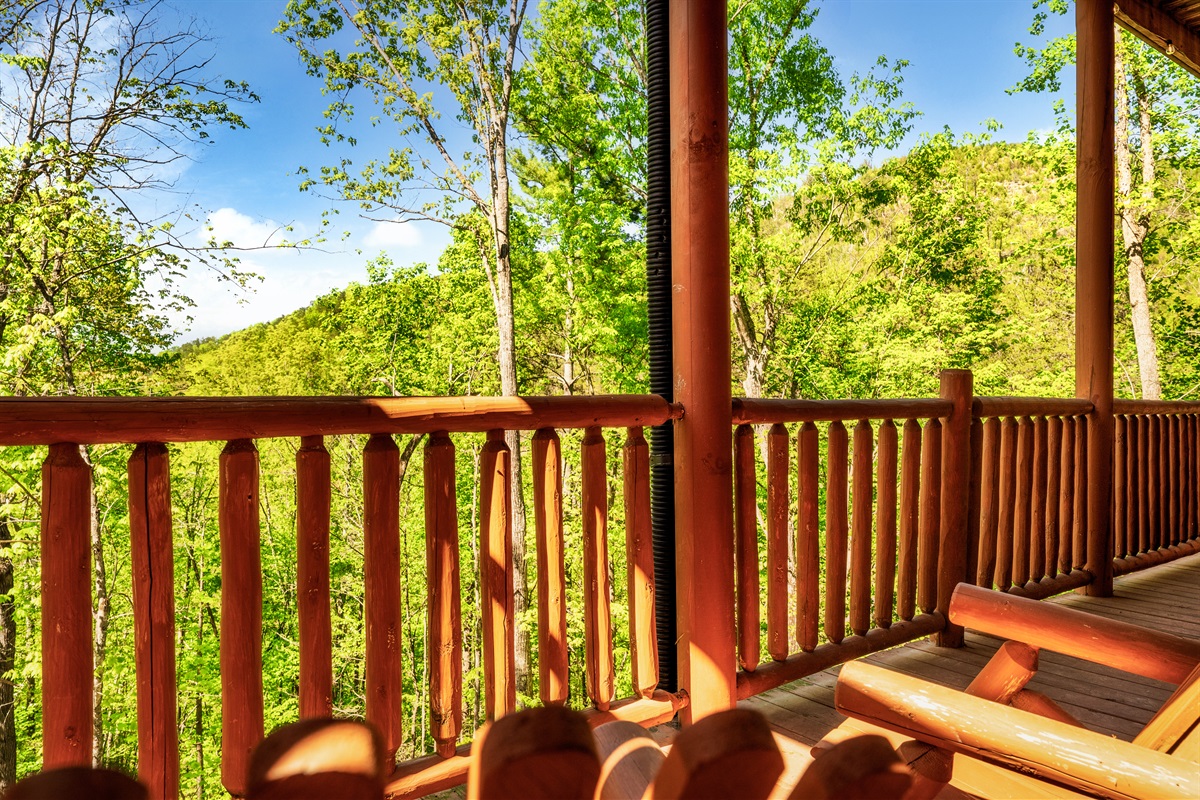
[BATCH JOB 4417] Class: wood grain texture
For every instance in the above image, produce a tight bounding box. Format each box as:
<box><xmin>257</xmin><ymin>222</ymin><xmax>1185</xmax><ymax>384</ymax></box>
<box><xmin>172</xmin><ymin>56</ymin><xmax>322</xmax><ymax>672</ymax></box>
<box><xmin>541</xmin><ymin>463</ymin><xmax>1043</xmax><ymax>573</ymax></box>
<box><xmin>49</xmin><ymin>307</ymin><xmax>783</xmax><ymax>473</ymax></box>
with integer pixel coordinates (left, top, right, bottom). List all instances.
<box><xmin>532</xmin><ymin>429</ymin><xmax>569</xmax><ymax>705</ymax></box>
<box><xmin>874</xmin><ymin>420</ymin><xmax>898</xmax><ymax>629</ymax></box>
<box><xmin>479</xmin><ymin>430</ymin><xmax>514</xmax><ymax>721</ymax></box>
<box><xmin>219</xmin><ymin>439</ymin><xmax>264</xmax><ymax>796</ymax></box>
<box><xmin>849</xmin><ymin>420</ymin><xmax>874</xmax><ymax>637</ymax></box>
<box><xmin>1045</xmin><ymin>417</ymin><xmax>1063</xmax><ymax>574</ymax></box>
<box><xmin>898</xmin><ymin>420</ymin><xmax>921</xmax><ymax>621</ymax></box>
<box><xmin>996</xmin><ymin>418</ymin><xmax>1017</xmax><ymax>590</ymax></box>
<box><xmin>1030</xmin><ymin>416</ymin><xmax>1048</xmax><ymax>581</ymax></box>
<box><xmin>1012</xmin><ymin>417</ymin><xmax>1033</xmax><ymax>588</ymax></box>
<box><xmin>0</xmin><ymin>395</ymin><xmax>678</xmax><ymax>445</ymax></box>
<box><xmin>734</xmin><ymin>425</ymin><xmax>760</xmax><ymax>671</ymax></box>
<box><xmin>824</xmin><ymin>422</ymin><xmax>849</xmax><ymax>645</ymax></box>
<box><xmin>1114</xmin><ymin>417</ymin><xmax>1129</xmax><ymax>559</ymax></box>
<box><xmin>937</xmin><ymin>369</ymin><xmax>973</xmax><ymax>646</ymax></box>
<box><xmin>917</xmin><ymin>418</ymin><xmax>941</xmax><ymax>614</ymax></box>
<box><xmin>582</xmin><ymin>427</ymin><xmax>614</xmax><ymax>710</ymax></box>
<box><xmin>40</xmin><ymin>443</ymin><xmax>93</xmax><ymax>770</ymax></box>
<box><xmin>976</xmin><ymin>418</ymin><xmax>1001</xmax><ymax>588</ymax></box>
<box><xmin>767</xmin><ymin>424</ymin><xmax>790</xmax><ymax>661</ymax></box>
<box><xmin>1059</xmin><ymin>417</ymin><xmax>1077</xmax><ymax>574</ymax></box>
<box><xmin>295</xmin><ymin>436</ymin><xmax>332</xmax><ymax>720</ymax></box>
<box><xmin>797</xmin><ymin>423</ymin><xmax>820</xmax><ymax>652</ymax></box>
<box><xmin>128</xmin><ymin>443</ymin><xmax>179</xmax><ymax>799</ymax></box>
<box><xmin>365</xmin><ymin>434</ymin><xmax>404</xmax><ymax>759</ymax></box>
<box><xmin>623</xmin><ymin>428</ymin><xmax>658</xmax><ymax>696</ymax></box>
<box><xmin>424</xmin><ymin>432</ymin><xmax>462</xmax><ymax>757</ymax></box>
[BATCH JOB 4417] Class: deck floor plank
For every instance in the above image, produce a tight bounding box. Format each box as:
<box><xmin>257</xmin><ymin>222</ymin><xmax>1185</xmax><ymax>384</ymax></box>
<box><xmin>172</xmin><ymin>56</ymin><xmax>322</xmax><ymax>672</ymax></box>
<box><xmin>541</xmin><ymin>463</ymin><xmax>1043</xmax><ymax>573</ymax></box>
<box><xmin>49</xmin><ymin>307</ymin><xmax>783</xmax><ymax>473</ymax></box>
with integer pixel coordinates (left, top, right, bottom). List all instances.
<box><xmin>741</xmin><ymin>552</ymin><xmax>1200</xmax><ymax>798</ymax></box>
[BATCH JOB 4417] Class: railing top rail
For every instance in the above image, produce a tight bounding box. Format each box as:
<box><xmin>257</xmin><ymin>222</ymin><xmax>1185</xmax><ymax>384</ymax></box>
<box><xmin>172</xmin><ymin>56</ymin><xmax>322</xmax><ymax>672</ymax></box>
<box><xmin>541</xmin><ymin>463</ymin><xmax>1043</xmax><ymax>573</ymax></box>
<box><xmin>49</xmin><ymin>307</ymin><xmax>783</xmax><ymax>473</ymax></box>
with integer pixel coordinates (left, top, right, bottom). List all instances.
<box><xmin>0</xmin><ymin>395</ymin><xmax>681</xmax><ymax>446</ymax></box>
<box><xmin>1113</xmin><ymin>398</ymin><xmax>1200</xmax><ymax>415</ymax></box>
<box><xmin>732</xmin><ymin>397</ymin><xmax>952</xmax><ymax>425</ymax></box>
<box><xmin>972</xmin><ymin>397</ymin><xmax>1093</xmax><ymax>418</ymax></box>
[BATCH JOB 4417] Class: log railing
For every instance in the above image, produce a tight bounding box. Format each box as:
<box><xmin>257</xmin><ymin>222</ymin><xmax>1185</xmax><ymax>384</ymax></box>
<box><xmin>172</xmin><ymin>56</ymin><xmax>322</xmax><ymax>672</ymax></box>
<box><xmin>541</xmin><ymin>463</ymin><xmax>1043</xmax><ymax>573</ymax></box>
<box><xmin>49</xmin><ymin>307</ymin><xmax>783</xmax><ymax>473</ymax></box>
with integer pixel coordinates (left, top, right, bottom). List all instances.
<box><xmin>968</xmin><ymin>397</ymin><xmax>1095</xmax><ymax>600</ymax></box>
<box><xmin>10</xmin><ymin>395</ymin><xmax>687</xmax><ymax>799</ymax></box>
<box><xmin>1112</xmin><ymin>400</ymin><xmax>1200</xmax><ymax>574</ymax></box>
<box><xmin>730</xmin><ymin>373</ymin><xmax>970</xmax><ymax>699</ymax></box>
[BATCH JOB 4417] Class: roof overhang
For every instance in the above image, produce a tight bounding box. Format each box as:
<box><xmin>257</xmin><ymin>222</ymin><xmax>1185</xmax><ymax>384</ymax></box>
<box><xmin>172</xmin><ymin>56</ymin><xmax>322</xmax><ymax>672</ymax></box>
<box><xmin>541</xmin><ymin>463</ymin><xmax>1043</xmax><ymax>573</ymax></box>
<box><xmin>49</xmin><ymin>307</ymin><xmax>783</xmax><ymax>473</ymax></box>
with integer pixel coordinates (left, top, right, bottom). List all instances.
<box><xmin>1114</xmin><ymin>0</ymin><xmax>1200</xmax><ymax>78</ymax></box>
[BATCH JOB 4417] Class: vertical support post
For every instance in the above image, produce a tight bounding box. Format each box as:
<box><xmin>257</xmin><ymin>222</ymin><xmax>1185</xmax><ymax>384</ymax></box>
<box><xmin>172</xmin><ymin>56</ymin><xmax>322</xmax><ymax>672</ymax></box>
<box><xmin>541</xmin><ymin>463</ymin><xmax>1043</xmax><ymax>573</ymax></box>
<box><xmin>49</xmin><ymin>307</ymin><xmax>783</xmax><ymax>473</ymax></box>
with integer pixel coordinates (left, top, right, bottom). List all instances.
<box><xmin>40</xmin><ymin>443</ymin><xmax>92</xmax><ymax>769</ymax></box>
<box><xmin>670</xmin><ymin>0</ymin><xmax>735</xmax><ymax>723</ymax></box>
<box><xmin>364</xmin><ymin>434</ymin><xmax>403</xmax><ymax>760</ymax></box>
<box><xmin>1076</xmin><ymin>0</ymin><xmax>1116</xmax><ymax>596</ymax></box>
<box><xmin>937</xmin><ymin>369</ymin><xmax>973</xmax><ymax>647</ymax></box>
<box><xmin>129</xmin><ymin>443</ymin><xmax>179</xmax><ymax>799</ymax></box>
<box><xmin>219</xmin><ymin>440</ymin><xmax>264</xmax><ymax>796</ymax></box>
<box><xmin>296</xmin><ymin>435</ymin><xmax>332</xmax><ymax>719</ymax></box>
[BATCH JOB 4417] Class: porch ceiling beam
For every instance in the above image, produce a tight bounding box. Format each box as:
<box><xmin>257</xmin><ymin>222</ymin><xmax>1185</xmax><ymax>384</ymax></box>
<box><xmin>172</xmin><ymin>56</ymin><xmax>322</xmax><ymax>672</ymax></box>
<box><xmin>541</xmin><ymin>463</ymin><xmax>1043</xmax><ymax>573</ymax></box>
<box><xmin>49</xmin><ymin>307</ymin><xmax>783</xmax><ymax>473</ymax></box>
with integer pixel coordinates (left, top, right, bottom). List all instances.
<box><xmin>1115</xmin><ymin>0</ymin><xmax>1200</xmax><ymax>79</ymax></box>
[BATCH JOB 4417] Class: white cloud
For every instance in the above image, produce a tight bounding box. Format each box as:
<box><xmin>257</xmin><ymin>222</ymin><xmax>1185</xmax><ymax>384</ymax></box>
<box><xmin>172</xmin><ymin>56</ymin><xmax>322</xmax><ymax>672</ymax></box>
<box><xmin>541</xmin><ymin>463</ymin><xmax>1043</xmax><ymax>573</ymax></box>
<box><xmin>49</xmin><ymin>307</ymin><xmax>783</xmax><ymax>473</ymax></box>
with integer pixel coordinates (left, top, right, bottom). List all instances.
<box><xmin>363</xmin><ymin>220</ymin><xmax>423</xmax><ymax>249</ymax></box>
<box><xmin>203</xmin><ymin>207</ymin><xmax>286</xmax><ymax>248</ymax></box>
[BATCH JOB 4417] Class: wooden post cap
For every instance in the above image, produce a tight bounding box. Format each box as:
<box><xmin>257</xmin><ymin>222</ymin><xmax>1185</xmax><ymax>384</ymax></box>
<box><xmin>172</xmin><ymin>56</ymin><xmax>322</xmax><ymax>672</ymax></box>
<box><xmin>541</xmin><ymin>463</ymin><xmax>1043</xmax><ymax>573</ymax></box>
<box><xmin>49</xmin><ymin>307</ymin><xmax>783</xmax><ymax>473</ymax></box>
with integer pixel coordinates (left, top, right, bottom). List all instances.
<box><xmin>650</xmin><ymin>709</ymin><xmax>783</xmax><ymax>800</ymax></box>
<box><xmin>467</xmin><ymin>705</ymin><xmax>600</xmax><ymax>800</ymax></box>
<box><xmin>6</xmin><ymin>767</ymin><xmax>148</xmax><ymax>800</ymax></box>
<box><xmin>246</xmin><ymin>719</ymin><xmax>385</xmax><ymax>800</ymax></box>
<box><xmin>789</xmin><ymin>735</ymin><xmax>912</xmax><ymax>800</ymax></box>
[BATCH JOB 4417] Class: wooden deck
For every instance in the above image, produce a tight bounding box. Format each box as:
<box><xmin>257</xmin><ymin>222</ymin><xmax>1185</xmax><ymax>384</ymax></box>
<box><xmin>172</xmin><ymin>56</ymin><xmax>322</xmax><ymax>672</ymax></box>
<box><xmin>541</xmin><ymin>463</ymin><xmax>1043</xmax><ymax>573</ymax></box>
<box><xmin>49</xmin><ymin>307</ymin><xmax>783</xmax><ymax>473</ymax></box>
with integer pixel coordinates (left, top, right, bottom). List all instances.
<box><xmin>741</xmin><ymin>552</ymin><xmax>1200</xmax><ymax>798</ymax></box>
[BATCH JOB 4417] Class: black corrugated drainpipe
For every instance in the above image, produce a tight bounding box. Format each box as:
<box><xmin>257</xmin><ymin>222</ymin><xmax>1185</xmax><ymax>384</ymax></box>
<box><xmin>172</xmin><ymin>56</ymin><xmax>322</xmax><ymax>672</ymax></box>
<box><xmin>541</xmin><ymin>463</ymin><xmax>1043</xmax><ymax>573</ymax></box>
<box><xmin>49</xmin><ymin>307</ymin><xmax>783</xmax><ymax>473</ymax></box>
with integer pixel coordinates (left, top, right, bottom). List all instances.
<box><xmin>645</xmin><ymin>0</ymin><xmax>677</xmax><ymax>693</ymax></box>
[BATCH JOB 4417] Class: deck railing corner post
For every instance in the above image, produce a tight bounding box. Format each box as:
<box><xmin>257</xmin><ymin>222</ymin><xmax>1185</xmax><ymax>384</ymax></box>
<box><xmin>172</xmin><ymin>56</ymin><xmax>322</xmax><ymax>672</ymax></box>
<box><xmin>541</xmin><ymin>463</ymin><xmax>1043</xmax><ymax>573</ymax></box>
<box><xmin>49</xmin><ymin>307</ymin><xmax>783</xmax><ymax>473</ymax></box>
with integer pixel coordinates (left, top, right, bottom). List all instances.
<box><xmin>936</xmin><ymin>369</ymin><xmax>973</xmax><ymax>647</ymax></box>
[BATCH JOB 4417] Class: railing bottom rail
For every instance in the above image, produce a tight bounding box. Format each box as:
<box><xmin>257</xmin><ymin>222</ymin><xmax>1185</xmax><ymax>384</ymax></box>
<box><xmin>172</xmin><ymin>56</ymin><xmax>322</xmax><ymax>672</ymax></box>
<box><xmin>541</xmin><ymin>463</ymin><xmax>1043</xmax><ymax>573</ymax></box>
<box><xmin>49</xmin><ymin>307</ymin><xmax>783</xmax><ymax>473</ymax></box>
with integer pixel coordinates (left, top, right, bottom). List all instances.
<box><xmin>997</xmin><ymin>569</ymin><xmax>1092</xmax><ymax>600</ymax></box>
<box><xmin>1114</xmin><ymin>538</ymin><xmax>1200</xmax><ymax>576</ymax></box>
<box><xmin>735</xmin><ymin>613</ymin><xmax>945</xmax><ymax>700</ymax></box>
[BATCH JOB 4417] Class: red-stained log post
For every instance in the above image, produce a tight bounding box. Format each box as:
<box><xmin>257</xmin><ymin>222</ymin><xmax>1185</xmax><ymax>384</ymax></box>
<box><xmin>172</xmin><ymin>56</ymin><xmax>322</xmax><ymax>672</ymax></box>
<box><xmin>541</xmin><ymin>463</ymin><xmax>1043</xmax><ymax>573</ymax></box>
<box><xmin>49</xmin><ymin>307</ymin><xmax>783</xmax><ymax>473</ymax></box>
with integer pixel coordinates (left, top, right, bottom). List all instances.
<box><xmin>996</xmin><ymin>418</ymin><xmax>1018</xmax><ymax>590</ymax></box>
<box><xmin>733</xmin><ymin>425</ymin><xmax>759</xmax><ymax>671</ymax></box>
<box><xmin>917</xmin><ymin>419</ymin><xmax>941</xmax><ymax>615</ymax></box>
<box><xmin>624</xmin><ymin>427</ymin><xmax>659</xmax><ymax>696</ymax></box>
<box><xmin>976</xmin><ymin>418</ymin><xmax>1001</xmax><ymax>587</ymax></box>
<box><xmin>825</xmin><ymin>422</ymin><xmax>850</xmax><ymax>644</ymax></box>
<box><xmin>582</xmin><ymin>427</ymin><xmax>614</xmax><ymax>710</ymax></box>
<box><xmin>1113</xmin><ymin>417</ymin><xmax>1128</xmax><ymax>559</ymax></box>
<box><xmin>849</xmin><ymin>420</ymin><xmax>874</xmax><ymax>637</ymax></box>
<box><xmin>40</xmin><ymin>443</ymin><xmax>93</xmax><ymax>769</ymax></box>
<box><xmin>364</xmin><ymin>434</ymin><xmax>403</xmax><ymax>760</ymax></box>
<box><xmin>296</xmin><ymin>435</ymin><xmax>332</xmax><ymax>720</ymax></box>
<box><xmin>1030</xmin><ymin>416</ymin><xmax>1048</xmax><ymax>580</ymax></box>
<box><xmin>219</xmin><ymin>439</ymin><xmax>264</xmax><ymax>796</ymax></box>
<box><xmin>874</xmin><ymin>421</ymin><xmax>898</xmax><ymax>628</ymax></box>
<box><xmin>1076</xmin><ymin>0</ymin><xmax>1115</xmax><ymax>596</ymax></box>
<box><xmin>1059</xmin><ymin>418</ymin><xmax>1077</xmax><ymax>574</ymax></box>
<box><xmin>898</xmin><ymin>420</ymin><xmax>921</xmax><ymax>621</ymax></box>
<box><xmin>424</xmin><ymin>432</ymin><xmax>462</xmax><ymax>757</ymax></box>
<box><xmin>1045</xmin><ymin>417</ymin><xmax>1063</xmax><ymax>575</ymax></box>
<box><xmin>129</xmin><ymin>443</ymin><xmax>179</xmax><ymax>799</ymax></box>
<box><xmin>1012</xmin><ymin>417</ymin><xmax>1033</xmax><ymax>588</ymax></box>
<box><xmin>936</xmin><ymin>369</ymin><xmax>972</xmax><ymax>647</ymax></box>
<box><xmin>766</xmin><ymin>423</ymin><xmax>789</xmax><ymax>660</ymax></box>
<box><xmin>670</xmin><ymin>0</ymin><xmax>736</xmax><ymax>723</ymax></box>
<box><xmin>532</xmin><ymin>429</ymin><xmax>569</xmax><ymax>705</ymax></box>
<box><xmin>797</xmin><ymin>422</ymin><xmax>821</xmax><ymax>651</ymax></box>
<box><xmin>480</xmin><ymin>430</ymin><xmax>515</xmax><ymax>720</ymax></box>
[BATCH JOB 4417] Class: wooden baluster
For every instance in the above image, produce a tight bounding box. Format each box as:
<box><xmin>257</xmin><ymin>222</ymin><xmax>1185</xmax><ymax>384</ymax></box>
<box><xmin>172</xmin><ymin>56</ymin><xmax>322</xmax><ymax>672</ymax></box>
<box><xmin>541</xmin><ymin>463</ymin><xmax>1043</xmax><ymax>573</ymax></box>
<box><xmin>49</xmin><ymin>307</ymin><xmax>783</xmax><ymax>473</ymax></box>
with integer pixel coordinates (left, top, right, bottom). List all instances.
<box><xmin>1012</xmin><ymin>417</ymin><xmax>1033</xmax><ymax>588</ymax></box>
<box><xmin>995</xmin><ymin>418</ymin><xmax>1017</xmax><ymax>590</ymax></box>
<box><xmin>623</xmin><ymin>427</ymin><xmax>658</xmax><ymax>696</ymax></box>
<box><xmin>1044</xmin><ymin>417</ymin><xmax>1063</xmax><ymax>578</ymax></box>
<box><xmin>1126</xmin><ymin>415</ymin><xmax>1139</xmax><ymax>556</ymax></box>
<box><xmin>219</xmin><ymin>440</ymin><xmax>264</xmax><ymax>796</ymax></box>
<box><xmin>797</xmin><ymin>422</ymin><xmax>820</xmax><ymax>651</ymax></box>
<box><xmin>1190</xmin><ymin>415</ymin><xmax>1197</xmax><ymax>539</ymax></box>
<box><xmin>1138</xmin><ymin>415</ymin><xmax>1150</xmax><ymax>555</ymax></box>
<box><xmin>1113</xmin><ymin>417</ymin><xmax>1128</xmax><ymax>560</ymax></box>
<box><xmin>917</xmin><ymin>418</ymin><xmax>941</xmax><ymax>614</ymax></box>
<box><xmin>850</xmin><ymin>420</ymin><xmax>874</xmax><ymax>637</ymax></box>
<box><xmin>1183</xmin><ymin>415</ymin><xmax>1193</xmax><ymax>541</ymax></box>
<box><xmin>129</xmin><ymin>443</ymin><xmax>179</xmax><ymax>799</ymax></box>
<box><xmin>1148</xmin><ymin>415</ymin><xmax>1162</xmax><ymax>550</ymax></box>
<box><xmin>364</xmin><ymin>434</ymin><xmax>403</xmax><ymax>761</ymax></box>
<box><xmin>767</xmin><ymin>423</ymin><xmax>789</xmax><ymax>660</ymax></box>
<box><xmin>1171</xmin><ymin>417</ymin><xmax>1180</xmax><ymax>546</ymax></box>
<box><xmin>296</xmin><ymin>436</ymin><xmax>332</xmax><ymax>720</ymax></box>
<box><xmin>825</xmin><ymin>421</ymin><xmax>849</xmax><ymax>644</ymax></box>
<box><xmin>1073</xmin><ymin>416</ymin><xmax>1088</xmax><ymax>569</ymax></box>
<box><xmin>966</xmin><ymin>415</ymin><xmax>985</xmax><ymax>590</ymax></box>
<box><xmin>532</xmin><ymin>429</ymin><xmax>569</xmax><ymax>705</ymax></box>
<box><xmin>977</xmin><ymin>418</ymin><xmax>1000</xmax><ymax>587</ymax></box>
<box><xmin>582</xmin><ymin>427</ymin><xmax>613</xmax><ymax>710</ymax></box>
<box><xmin>897</xmin><ymin>420</ymin><xmax>921</xmax><ymax>621</ymax></box>
<box><xmin>40</xmin><ymin>444</ymin><xmax>92</xmax><ymax>770</ymax></box>
<box><xmin>424</xmin><ymin>431</ymin><xmax>461</xmax><ymax>757</ymax></box>
<box><xmin>1030</xmin><ymin>417</ymin><xmax>1048</xmax><ymax>582</ymax></box>
<box><xmin>874</xmin><ymin>420</ymin><xmax>898</xmax><ymax>628</ymax></box>
<box><xmin>1059</xmin><ymin>418</ymin><xmax>1076</xmax><ymax>574</ymax></box>
<box><xmin>733</xmin><ymin>425</ymin><xmax>759</xmax><ymax>671</ymax></box>
<box><xmin>480</xmin><ymin>430</ymin><xmax>514</xmax><ymax>720</ymax></box>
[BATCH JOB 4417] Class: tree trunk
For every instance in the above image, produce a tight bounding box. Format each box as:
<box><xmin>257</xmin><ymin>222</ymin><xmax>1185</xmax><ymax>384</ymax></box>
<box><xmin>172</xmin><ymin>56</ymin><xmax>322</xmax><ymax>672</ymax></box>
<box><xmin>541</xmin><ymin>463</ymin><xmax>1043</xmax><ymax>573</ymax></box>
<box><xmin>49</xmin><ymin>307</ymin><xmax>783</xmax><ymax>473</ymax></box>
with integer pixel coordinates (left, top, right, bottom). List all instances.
<box><xmin>87</xmin><ymin>447</ymin><xmax>109</xmax><ymax>767</ymax></box>
<box><xmin>0</xmin><ymin>512</ymin><xmax>16</xmax><ymax>791</ymax></box>
<box><xmin>1114</xmin><ymin>28</ymin><xmax>1161</xmax><ymax>399</ymax></box>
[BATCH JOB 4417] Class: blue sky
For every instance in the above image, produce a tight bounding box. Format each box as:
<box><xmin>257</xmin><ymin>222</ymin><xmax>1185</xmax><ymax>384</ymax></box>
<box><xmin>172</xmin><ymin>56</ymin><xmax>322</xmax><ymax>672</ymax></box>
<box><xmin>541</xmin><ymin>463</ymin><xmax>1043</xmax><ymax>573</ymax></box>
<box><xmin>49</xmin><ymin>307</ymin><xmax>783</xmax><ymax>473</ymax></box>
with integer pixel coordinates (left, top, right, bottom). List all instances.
<box><xmin>165</xmin><ymin>0</ymin><xmax>1073</xmax><ymax>342</ymax></box>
